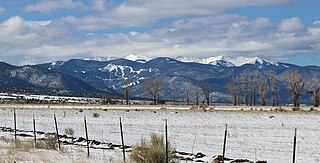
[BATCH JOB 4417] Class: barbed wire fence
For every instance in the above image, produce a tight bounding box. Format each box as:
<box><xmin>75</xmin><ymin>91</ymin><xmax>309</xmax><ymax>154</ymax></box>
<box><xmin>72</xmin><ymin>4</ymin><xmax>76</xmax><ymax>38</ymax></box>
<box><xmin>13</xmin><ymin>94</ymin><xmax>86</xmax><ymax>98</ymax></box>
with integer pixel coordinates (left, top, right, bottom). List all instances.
<box><xmin>0</xmin><ymin>108</ymin><xmax>319</xmax><ymax>162</ymax></box>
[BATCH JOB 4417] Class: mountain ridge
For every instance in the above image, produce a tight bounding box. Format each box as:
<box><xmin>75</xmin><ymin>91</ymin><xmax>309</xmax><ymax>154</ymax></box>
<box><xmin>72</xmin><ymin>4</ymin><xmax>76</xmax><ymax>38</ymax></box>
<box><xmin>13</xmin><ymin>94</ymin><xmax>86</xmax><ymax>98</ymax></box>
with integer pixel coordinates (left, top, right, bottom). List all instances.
<box><xmin>1</xmin><ymin>54</ymin><xmax>319</xmax><ymax>104</ymax></box>
<box><xmin>82</xmin><ymin>54</ymin><xmax>280</xmax><ymax>67</ymax></box>
<box><xmin>38</xmin><ymin>55</ymin><xmax>320</xmax><ymax>104</ymax></box>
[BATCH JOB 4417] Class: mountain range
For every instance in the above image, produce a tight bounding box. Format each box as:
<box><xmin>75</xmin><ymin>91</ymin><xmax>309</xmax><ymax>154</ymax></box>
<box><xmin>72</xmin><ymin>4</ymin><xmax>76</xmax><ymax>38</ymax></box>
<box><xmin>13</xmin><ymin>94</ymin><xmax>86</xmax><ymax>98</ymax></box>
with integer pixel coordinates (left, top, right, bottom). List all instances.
<box><xmin>1</xmin><ymin>54</ymin><xmax>320</xmax><ymax>104</ymax></box>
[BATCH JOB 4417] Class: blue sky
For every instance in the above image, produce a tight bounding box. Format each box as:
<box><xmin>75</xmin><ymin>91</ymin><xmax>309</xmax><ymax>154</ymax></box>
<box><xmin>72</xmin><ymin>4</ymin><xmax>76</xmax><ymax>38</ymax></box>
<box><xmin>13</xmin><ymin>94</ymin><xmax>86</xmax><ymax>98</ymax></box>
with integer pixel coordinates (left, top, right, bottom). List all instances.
<box><xmin>0</xmin><ymin>0</ymin><xmax>319</xmax><ymax>66</ymax></box>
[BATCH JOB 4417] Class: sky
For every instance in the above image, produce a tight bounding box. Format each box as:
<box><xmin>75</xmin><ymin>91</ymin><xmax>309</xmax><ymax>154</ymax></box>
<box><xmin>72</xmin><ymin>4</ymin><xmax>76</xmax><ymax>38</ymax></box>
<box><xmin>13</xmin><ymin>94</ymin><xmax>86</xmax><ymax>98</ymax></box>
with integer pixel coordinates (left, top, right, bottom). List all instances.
<box><xmin>0</xmin><ymin>0</ymin><xmax>319</xmax><ymax>66</ymax></box>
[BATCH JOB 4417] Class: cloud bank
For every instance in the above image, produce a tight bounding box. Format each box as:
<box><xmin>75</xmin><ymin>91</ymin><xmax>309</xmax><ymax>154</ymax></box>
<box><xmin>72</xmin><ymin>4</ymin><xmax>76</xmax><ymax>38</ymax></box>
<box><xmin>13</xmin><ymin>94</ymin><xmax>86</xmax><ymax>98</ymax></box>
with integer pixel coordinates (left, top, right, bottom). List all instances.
<box><xmin>1</xmin><ymin>0</ymin><xmax>320</xmax><ymax>65</ymax></box>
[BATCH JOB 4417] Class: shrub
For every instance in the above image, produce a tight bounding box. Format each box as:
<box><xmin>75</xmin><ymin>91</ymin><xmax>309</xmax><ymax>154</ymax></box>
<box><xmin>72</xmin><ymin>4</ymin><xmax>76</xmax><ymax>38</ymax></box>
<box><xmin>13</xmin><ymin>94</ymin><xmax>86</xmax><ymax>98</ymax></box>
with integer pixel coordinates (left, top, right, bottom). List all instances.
<box><xmin>36</xmin><ymin>134</ymin><xmax>58</xmax><ymax>150</ymax></box>
<box><xmin>93</xmin><ymin>112</ymin><xmax>100</xmax><ymax>118</ymax></box>
<box><xmin>130</xmin><ymin>133</ymin><xmax>175</xmax><ymax>163</ymax></box>
<box><xmin>65</xmin><ymin>127</ymin><xmax>75</xmax><ymax>136</ymax></box>
<box><xmin>14</xmin><ymin>139</ymin><xmax>34</xmax><ymax>152</ymax></box>
<box><xmin>292</xmin><ymin>107</ymin><xmax>300</xmax><ymax>111</ymax></box>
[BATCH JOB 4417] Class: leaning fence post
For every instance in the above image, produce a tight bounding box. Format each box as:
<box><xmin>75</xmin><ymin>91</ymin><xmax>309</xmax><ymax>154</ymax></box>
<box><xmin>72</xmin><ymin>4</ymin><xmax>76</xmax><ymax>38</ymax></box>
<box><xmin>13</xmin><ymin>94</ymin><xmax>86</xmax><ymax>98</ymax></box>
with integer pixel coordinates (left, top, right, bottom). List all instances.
<box><xmin>13</xmin><ymin>108</ymin><xmax>17</xmax><ymax>142</ymax></box>
<box><xmin>84</xmin><ymin>116</ymin><xmax>90</xmax><ymax>157</ymax></box>
<box><xmin>54</xmin><ymin>114</ymin><xmax>61</xmax><ymax>150</ymax></box>
<box><xmin>119</xmin><ymin>117</ymin><xmax>125</xmax><ymax>161</ymax></box>
<box><xmin>165</xmin><ymin>119</ymin><xmax>169</xmax><ymax>163</ymax></box>
<box><xmin>292</xmin><ymin>128</ymin><xmax>297</xmax><ymax>163</ymax></box>
<box><xmin>33</xmin><ymin>114</ymin><xmax>37</xmax><ymax>148</ymax></box>
<box><xmin>222</xmin><ymin>124</ymin><xmax>228</xmax><ymax>163</ymax></box>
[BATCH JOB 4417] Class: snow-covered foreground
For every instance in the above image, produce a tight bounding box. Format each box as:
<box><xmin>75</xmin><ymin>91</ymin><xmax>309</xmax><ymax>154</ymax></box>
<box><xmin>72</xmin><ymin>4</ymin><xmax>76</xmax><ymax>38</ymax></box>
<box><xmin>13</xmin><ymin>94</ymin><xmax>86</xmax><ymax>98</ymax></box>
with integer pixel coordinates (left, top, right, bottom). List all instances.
<box><xmin>0</xmin><ymin>107</ymin><xmax>320</xmax><ymax>162</ymax></box>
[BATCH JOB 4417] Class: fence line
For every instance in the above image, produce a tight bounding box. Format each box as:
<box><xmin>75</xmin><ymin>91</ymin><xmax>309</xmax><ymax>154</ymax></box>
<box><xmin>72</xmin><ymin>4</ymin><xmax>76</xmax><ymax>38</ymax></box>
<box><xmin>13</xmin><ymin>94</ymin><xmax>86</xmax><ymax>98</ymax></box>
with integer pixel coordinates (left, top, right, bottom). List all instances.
<box><xmin>1</xmin><ymin>110</ymin><xmax>319</xmax><ymax>162</ymax></box>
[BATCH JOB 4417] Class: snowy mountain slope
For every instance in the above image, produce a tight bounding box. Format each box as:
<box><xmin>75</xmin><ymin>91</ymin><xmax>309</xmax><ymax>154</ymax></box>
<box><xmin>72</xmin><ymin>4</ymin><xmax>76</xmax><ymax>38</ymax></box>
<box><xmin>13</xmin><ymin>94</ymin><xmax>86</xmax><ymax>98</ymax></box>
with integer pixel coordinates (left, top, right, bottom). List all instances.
<box><xmin>175</xmin><ymin>55</ymin><xmax>278</xmax><ymax>67</ymax></box>
<box><xmin>37</xmin><ymin>56</ymin><xmax>299</xmax><ymax>103</ymax></box>
<box><xmin>83</xmin><ymin>54</ymin><xmax>151</xmax><ymax>63</ymax></box>
<box><xmin>123</xmin><ymin>54</ymin><xmax>151</xmax><ymax>63</ymax></box>
<box><xmin>0</xmin><ymin>62</ymin><xmax>102</xmax><ymax>95</ymax></box>
<box><xmin>84</xmin><ymin>54</ymin><xmax>277</xmax><ymax>67</ymax></box>
<box><xmin>33</xmin><ymin>55</ymin><xmax>320</xmax><ymax>103</ymax></box>
<box><xmin>83</xmin><ymin>56</ymin><xmax>119</xmax><ymax>61</ymax></box>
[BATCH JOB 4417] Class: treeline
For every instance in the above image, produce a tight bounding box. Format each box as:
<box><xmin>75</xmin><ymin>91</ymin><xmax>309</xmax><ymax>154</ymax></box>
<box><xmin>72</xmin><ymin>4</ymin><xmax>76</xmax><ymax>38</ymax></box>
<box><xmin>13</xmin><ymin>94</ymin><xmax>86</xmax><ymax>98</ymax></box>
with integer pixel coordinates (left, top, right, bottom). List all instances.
<box><xmin>225</xmin><ymin>70</ymin><xmax>320</xmax><ymax>108</ymax></box>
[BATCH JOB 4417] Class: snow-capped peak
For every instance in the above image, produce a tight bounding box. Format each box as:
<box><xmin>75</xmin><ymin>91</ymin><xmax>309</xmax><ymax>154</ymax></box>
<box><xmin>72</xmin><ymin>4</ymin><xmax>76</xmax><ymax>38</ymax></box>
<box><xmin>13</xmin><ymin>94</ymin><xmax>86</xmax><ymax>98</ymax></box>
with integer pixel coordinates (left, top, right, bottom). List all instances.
<box><xmin>83</xmin><ymin>54</ymin><xmax>151</xmax><ymax>63</ymax></box>
<box><xmin>83</xmin><ymin>56</ymin><xmax>119</xmax><ymax>61</ymax></box>
<box><xmin>175</xmin><ymin>55</ymin><xmax>277</xmax><ymax>67</ymax></box>
<box><xmin>123</xmin><ymin>54</ymin><xmax>151</xmax><ymax>63</ymax></box>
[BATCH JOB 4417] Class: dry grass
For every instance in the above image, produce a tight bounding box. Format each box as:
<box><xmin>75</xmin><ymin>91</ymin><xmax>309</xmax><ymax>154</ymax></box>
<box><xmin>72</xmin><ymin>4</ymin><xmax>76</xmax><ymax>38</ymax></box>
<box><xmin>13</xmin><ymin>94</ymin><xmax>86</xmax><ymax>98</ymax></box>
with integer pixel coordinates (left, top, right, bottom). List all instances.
<box><xmin>130</xmin><ymin>133</ymin><xmax>175</xmax><ymax>163</ymax></box>
<box><xmin>0</xmin><ymin>136</ymin><xmax>118</xmax><ymax>162</ymax></box>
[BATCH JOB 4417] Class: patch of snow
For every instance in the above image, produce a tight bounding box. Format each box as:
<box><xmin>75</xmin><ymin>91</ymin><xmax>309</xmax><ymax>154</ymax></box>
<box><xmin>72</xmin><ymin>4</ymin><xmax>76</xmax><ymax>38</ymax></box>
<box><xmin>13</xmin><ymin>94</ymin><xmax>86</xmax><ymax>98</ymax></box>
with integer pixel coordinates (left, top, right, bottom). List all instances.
<box><xmin>175</xmin><ymin>55</ymin><xmax>278</xmax><ymax>67</ymax></box>
<box><xmin>124</xmin><ymin>54</ymin><xmax>150</xmax><ymax>63</ymax></box>
<box><xmin>83</xmin><ymin>56</ymin><xmax>119</xmax><ymax>61</ymax></box>
<box><xmin>101</xmin><ymin>64</ymin><xmax>145</xmax><ymax>78</ymax></box>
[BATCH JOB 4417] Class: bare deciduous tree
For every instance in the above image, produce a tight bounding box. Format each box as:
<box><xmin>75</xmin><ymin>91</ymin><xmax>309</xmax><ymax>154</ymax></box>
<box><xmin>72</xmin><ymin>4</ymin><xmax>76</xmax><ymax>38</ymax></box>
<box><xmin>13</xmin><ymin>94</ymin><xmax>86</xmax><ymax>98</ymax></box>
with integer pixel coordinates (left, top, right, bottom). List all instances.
<box><xmin>257</xmin><ymin>74</ymin><xmax>268</xmax><ymax>106</ymax></box>
<box><xmin>249</xmin><ymin>71</ymin><xmax>258</xmax><ymax>106</ymax></box>
<box><xmin>123</xmin><ymin>80</ymin><xmax>133</xmax><ymax>105</ymax></box>
<box><xmin>201</xmin><ymin>83</ymin><xmax>210</xmax><ymax>106</ymax></box>
<box><xmin>194</xmin><ymin>86</ymin><xmax>201</xmax><ymax>106</ymax></box>
<box><xmin>184</xmin><ymin>86</ymin><xmax>190</xmax><ymax>105</ymax></box>
<box><xmin>283</xmin><ymin>71</ymin><xmax>305</xmax><ymax>108</ymax></box>
<box><xmin>225</xmin><ymin>77</ymin><xmax>240</xmax><ymax>106</ymax></box>
<box><xmin>269</xmin><ymin>70</ymin><xmax>277</xmax><ymax>106</ymax></box>
<box><xmin>143</xmin><ymin>78</ymin><xmax>163</xmax><ymax>105</ymax></box>
<box><xmin>239</xmin><ymin>72</ymin><xmax>249</xmax><ymax>106</ymax></box>
<box><xmin>305</xmin><ymin>78</ymin><xmax>320</xmax><ymax>107</ymax></box>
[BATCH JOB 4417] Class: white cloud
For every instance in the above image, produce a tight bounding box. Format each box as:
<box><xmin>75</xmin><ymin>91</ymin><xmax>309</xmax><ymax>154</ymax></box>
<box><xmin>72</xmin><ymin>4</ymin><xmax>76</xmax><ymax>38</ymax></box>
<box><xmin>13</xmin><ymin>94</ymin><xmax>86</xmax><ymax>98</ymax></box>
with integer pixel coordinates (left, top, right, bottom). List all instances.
<box><xmin>3</xmin><ymin>0</ymin><xmax>320</xmax><ymax>65</ymax></box>
<box><xmin>56</xmin><ymin>0</ymin><xmax>292</xmax><ymax>31</ymax></box>
<box><xmin>0</xmin><ymin>6</ymin><xmax>5</xmax><ymax>14</ymax></box>
<box><xmin>25</xmin><ymin>0</ymin><xmax>84</xmax><ymax>13</ymax></box>
<box><xmin>252</xmin><ymin>17</ymin><xmax>272</xmax><ymax>29</ymax></box>
<box><xmin>92</xmin><ymin>0</ymin><xmax>106</xmax><ymax>12</ymax></box>
<box><xmin>2</xmin><ymin>13</ymin><xmax>319</xmax><ymax>65</ymax></box>
<box><xmin>278</xmin><ymin>17</ymin><xmax>305</xmax><ymax>32</ymax></box>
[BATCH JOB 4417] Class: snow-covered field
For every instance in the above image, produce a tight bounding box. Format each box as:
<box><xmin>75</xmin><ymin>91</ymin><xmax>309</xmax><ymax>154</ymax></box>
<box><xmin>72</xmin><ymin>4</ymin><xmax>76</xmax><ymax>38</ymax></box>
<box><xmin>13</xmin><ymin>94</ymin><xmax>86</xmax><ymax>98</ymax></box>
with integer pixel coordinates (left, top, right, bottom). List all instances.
<box><xmin>0</xmin><ymin>106</ymin><xmax>320</xmax><ymax>162</ymax></box>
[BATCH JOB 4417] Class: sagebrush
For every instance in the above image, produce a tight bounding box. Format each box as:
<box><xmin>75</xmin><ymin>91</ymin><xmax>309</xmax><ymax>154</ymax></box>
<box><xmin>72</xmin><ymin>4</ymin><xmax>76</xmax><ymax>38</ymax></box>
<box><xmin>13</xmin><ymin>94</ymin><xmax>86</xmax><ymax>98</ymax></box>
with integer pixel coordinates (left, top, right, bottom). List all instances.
<box><xmin>130</xmin><ymin>133</ymin><xmax>175</xmax><ymax>163</ymax></box>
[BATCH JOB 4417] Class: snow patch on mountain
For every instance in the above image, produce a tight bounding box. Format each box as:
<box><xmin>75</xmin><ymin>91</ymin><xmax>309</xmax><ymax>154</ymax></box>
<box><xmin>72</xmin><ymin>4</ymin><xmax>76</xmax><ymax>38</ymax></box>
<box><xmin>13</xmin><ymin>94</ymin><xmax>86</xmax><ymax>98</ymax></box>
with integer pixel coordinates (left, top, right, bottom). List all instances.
<box><xmin>175</xmin><ymin>55</ymin><xmax>278</xmax><ymax>67</ymax></box>
<box><xmin>83</xmin><ymin>56</ymin><xmax>119</xmax><ymax>61</ymax></box>
<box><xmin>100</xmin><ymin>64</ymin><xmax>145</xmax><ymax>77</ymax></box>
<box><xmin>123</xmin><ymin>54</ymin><xmax>151</xmax><ymax>63</ymax></box>
<box><xmin>83</xmin><ymin>54</ymin><xmax>150</xmax><ymax>63</ymax></box>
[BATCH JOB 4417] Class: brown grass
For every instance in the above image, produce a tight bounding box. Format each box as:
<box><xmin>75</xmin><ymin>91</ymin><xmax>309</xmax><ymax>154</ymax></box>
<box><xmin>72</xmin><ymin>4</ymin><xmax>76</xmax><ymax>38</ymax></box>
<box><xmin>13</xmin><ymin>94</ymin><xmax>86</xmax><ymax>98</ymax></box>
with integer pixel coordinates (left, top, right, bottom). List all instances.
<box><xmin>130</xmin><ymin>133</ymin><xmax>175</xmax><ymax>163</ymax></box>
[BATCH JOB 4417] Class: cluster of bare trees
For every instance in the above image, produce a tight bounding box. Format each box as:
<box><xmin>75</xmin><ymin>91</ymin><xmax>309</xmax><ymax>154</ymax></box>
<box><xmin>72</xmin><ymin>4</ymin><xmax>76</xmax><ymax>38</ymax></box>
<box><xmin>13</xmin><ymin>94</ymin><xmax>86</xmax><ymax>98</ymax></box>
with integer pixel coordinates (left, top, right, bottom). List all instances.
<box><xmin>225</xmin><ymin>71</ymin><xmax>276</xmax><ymax>106</ymax></box>
<box><xmin>226</xmin><ymin>70</ymin><xmax>320</xmax><ymax>107</ymax></box>
<box><xmin>123</xmin><ymin>70</ymin><xmax>320</xmax><ymax>107</ymax></box>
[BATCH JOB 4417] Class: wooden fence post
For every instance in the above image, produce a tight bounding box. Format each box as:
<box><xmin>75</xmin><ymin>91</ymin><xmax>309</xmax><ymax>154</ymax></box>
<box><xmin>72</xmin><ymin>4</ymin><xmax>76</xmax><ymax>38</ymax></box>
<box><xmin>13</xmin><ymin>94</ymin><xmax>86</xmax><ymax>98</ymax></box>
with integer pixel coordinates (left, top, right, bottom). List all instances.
<box><xmin>54</xmin><ymin>114</ymin><xmax>61</xmax><ymax>150</ymax></box>
<box><xmin>292</xmin><ymin>128</ymin><xmax>297</xmax><ymax>163</ymax></box>
<box><xmin>33</xmin><ymin>114</ymin><xmax>37</xmax><ymax>147</ymax></box>
<box><xmin>119</xmin><ymin>117</ymin><xmax>125</xmax><ymax>161</ymax></box>
<box><xmin>84</xmin><ymin>116</ymin><xmax>90</xmax><ymax>157</ymax></box>
<box><xmin>165</xmin><ymin>119</ymin><xmax>168</xmax><ymax>163</ymax></box>
<box><xmin>222</xmin><ymin>124</ymin><xmax>228</xmax><ymax>163</ymax></box>
<box><xmin>13</xmin><ymin>109</ymin><xmax>17</xmax><ymax>142</ymax></box>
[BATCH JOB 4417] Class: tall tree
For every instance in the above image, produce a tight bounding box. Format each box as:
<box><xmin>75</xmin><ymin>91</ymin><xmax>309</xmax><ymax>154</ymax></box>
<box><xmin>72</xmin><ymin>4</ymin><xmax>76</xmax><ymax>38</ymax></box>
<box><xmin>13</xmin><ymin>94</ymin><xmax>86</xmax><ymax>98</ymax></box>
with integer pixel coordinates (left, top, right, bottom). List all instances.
<box><xmin>123</xmin><ymin>80</ymin><xmax>132</xmax><ymax>105</ymax></box>
<box><xmin>143</xmin><ymin>78</ymin><xmax>163</xmax><ymax>105</ymax></box>
<box><xmin>249</xmin><ymin>71</ymin><xmax>259</xmax><ymax>106</ymax></box>
<box><xmin>184</xmin><ymin>86</ymin><xmax>190</xmax><ymax>105</ymax></box>
<box><xmin>225</xmin><ymin>77</ymin><xmax>240</xmax><ymax>106</ymax></box>
<box><xmin>305</xmin><ymin>78</ymin><xmax>320</xmax><ymax>107</ymax></box>
<box><xmin>194</xmin><ymin>86</ymin><xmax>201</xmax><ymax>106</ymax></box>
<box><xmin>201</xmin><ymin>82</ymin><xmax>210</xmax><ymax>106</ymax></box>
<box><xmin>239</xmin><ymin>72</ymin><xmax>249</xmax><ymax>106</ymax></box>
<box><xmin>257</xmin><ymin>74</ymin><xmax>268</xmax><ymax>106</ymax></box>
<box><xmin>283</xmin><ymin>71</ymin><xmax>305</xmax><ymax>108</ymax></box>
<box><xmin>269</xmin><ymin>70</ymin><xmax>277</xmax><ymax>106</ymax></box>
